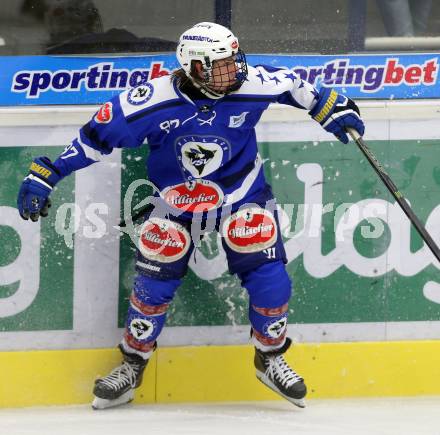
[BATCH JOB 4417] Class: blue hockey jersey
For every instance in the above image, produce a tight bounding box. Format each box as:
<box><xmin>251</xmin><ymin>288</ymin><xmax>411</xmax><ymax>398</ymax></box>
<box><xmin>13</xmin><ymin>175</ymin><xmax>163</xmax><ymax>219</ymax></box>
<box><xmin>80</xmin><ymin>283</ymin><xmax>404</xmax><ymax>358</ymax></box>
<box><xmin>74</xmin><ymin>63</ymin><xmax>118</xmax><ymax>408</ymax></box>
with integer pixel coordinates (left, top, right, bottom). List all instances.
<box><xmin>54</xmin><ymin>65</ymin><xmax>319</xmax><ymax>214</ymax></box>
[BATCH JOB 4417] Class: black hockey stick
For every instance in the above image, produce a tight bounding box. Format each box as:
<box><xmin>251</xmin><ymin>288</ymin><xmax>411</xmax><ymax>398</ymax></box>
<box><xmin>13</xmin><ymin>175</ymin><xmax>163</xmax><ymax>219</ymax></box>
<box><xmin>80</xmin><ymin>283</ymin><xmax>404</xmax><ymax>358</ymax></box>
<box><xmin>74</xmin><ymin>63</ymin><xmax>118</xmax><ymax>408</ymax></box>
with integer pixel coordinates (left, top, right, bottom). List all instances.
<box><xmin>347</xmin><ymin>127</ymin><xmax>440</xmax><ymax>262</ymax></box>
<box><xmin>118</xmin><ymin>203</ymin><xmax>154</xmax><ymax>228</ymax></box>
<box><xmin>118</xmin><ymin>207</ymin><xmax>144</xmax><ymax>227</ymax></box>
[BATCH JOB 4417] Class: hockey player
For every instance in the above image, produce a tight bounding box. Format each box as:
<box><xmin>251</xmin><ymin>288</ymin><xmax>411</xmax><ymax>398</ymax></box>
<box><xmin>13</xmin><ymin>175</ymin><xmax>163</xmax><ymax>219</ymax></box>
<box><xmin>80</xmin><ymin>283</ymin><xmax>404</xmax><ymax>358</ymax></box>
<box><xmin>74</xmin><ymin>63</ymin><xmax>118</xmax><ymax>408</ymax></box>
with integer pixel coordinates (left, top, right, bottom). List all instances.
<box><xmin>17</xmin><ymin>22</ymin><xmax>364</xmax><ymax>409</ymax></box>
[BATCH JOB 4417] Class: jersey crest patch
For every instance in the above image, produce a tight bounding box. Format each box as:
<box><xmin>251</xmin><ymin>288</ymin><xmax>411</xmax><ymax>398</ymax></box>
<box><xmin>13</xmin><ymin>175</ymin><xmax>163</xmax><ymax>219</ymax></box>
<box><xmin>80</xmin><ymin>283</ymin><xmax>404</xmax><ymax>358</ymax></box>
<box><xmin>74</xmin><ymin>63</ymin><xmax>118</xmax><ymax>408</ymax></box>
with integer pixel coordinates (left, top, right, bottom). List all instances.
<box><xmin>175</xmin><ymin>135</ymin><xmax>231</xmax><ymax>179</ymax></box>
<box><xmin>127</xmin><ymin>83</ymin><xmax>154</xmax><ymax>105</ymax></box>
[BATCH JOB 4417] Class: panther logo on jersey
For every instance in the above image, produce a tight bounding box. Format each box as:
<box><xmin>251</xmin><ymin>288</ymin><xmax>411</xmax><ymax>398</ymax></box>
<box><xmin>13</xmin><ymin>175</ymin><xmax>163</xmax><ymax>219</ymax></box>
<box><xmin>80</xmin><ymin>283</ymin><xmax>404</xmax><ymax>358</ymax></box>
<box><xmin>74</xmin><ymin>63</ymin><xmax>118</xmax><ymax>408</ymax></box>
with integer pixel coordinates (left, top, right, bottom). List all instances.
<box><xmin>184</xmin><ymin>144</ymin><xmax>217</xmax><ymax>176</ymax></box>
<box><xmin>175</xmin><ymin>135</ymin><xmax>231</xmax><ymax>179</ymax></box>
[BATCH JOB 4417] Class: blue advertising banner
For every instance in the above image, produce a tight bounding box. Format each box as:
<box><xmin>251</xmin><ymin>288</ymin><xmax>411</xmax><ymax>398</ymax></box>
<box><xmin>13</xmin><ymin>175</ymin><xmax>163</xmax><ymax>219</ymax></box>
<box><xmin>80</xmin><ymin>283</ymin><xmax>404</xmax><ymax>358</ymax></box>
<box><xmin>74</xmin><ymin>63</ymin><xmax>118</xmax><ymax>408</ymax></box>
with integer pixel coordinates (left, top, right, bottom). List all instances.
<box><xmin>0</xmin><ymin>53</ymin><xmax>438</xmax><ymax>106</ymax></box>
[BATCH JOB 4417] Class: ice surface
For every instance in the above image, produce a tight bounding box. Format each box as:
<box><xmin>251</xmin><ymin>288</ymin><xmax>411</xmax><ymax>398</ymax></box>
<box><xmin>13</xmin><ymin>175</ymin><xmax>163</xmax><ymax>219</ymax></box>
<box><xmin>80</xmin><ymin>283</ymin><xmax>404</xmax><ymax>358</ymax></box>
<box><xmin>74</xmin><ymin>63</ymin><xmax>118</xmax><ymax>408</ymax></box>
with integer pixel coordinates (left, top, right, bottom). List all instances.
<box><xmin>0</xmin><ymin>397</ymin><xmax>439</xmax><ymax>435</ymax></box>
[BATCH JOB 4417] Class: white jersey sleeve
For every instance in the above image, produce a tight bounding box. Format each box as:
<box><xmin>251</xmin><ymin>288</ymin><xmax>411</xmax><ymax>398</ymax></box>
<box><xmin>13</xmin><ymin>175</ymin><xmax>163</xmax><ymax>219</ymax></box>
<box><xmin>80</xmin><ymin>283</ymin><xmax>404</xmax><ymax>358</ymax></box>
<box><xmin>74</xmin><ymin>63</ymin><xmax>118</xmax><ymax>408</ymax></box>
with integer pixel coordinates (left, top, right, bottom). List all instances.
<box><xmin>239</xmin><ymin>65</ymin><xmax>319</xmax><ymax>111</ymax></box>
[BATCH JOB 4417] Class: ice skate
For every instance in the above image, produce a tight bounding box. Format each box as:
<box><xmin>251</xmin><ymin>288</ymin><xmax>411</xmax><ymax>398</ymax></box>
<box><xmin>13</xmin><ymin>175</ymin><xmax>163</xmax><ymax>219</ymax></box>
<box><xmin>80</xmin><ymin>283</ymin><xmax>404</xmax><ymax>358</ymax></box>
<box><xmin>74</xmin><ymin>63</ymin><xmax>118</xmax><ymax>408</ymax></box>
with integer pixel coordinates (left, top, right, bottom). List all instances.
<box><xmin>92</xmin><ymin>345</ymin><xmax>149</xmax><ymax>410</ymax></box>
<box><xmin>254</xmin><ymin>338</ymin><xmax>307</xmax><ymax>408</ymax></box>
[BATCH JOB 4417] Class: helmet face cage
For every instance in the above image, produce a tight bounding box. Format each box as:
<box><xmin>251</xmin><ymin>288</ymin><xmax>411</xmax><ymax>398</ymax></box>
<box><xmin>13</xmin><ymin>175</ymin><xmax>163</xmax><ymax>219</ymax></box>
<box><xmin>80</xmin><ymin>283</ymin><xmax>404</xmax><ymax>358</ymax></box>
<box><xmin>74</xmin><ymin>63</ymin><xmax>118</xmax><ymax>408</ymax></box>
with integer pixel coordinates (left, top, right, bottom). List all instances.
<box><xmin>176</xmin><ymin>22</ymin><xmax>248</xmax><ymax>95</ymax></box>
<box><xmin>196</xmin><ymin>48</ymin><xmax>248</xmax><ymax>93</ymax></box>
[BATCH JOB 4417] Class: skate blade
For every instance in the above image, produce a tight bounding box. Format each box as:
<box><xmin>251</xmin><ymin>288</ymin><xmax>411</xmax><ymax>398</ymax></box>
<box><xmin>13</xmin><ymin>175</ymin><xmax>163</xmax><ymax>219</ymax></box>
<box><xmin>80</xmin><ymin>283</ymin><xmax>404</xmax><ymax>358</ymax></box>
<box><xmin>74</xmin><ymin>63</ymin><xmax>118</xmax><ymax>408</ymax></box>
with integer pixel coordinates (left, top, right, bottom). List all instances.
<box><xmin>92</xmin><ymin>389</ymin><xmax>134</xmax><ymax>410</ymax></box>
<box><xmin>256</xmin><ymin>372</ymin><xmax>306</xmax><ymax>409</ymax></box>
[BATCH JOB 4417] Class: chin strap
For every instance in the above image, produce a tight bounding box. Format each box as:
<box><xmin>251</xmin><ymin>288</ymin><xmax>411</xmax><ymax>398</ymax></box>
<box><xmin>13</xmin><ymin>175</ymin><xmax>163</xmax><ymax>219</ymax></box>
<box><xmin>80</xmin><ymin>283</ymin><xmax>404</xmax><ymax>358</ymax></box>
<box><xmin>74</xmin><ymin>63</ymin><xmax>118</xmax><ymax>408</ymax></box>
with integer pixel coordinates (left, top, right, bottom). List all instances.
<box><xmin>190</xmin><ymin>78</ymin><xmax>226</xmax><ymax>99</ymax></box>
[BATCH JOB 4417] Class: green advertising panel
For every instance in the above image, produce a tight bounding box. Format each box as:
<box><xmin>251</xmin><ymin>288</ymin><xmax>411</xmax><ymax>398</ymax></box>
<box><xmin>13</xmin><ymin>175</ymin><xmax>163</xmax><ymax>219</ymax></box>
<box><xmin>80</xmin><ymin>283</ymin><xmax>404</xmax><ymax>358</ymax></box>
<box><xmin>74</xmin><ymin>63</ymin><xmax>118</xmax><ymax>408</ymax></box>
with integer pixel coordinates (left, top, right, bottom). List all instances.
<box><xmin>118</xmin><ymin>139</ymin><xmax>440</xmax><ymax>327</ymax></box>
<box><xmin>0</xmin><ymin>147</ymin><xmax>74</xmax><ymax>331</ymax></box>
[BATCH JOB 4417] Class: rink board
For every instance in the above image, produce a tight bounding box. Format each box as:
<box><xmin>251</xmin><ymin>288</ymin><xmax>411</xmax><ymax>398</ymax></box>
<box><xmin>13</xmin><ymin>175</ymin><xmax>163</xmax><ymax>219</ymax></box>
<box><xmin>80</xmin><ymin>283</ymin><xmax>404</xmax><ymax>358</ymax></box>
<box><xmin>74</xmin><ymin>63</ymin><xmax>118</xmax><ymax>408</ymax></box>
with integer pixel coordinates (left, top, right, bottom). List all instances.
<box><xmin>2</xmin><ymin>340</ymin><xmax>440</xmax><ymax>407</ymax></box>
<box><xmin>1</xmin><ymin>104</ymin><xmax>440</xmax><ymax>352</ymax></box>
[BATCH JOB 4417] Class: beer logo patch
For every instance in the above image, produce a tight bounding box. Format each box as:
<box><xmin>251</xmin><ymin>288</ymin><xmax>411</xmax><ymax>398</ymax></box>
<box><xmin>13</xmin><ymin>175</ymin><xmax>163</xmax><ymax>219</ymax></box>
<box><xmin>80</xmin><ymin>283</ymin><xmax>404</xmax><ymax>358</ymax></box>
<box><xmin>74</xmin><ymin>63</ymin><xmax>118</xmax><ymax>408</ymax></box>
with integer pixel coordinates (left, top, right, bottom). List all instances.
<box><xmin>138</xmin><ymin>217</ymin><xmax>190</xmax><ymax>263</ymax></box>
<box><xmin>162</xmin><ymin>180</ymin><xmax>223</xmax><ymax>212</ymax></box>
<box><xmin>94</xmin><ymin>102</ymin><xmax>113</xmax><ymax>124</ymax></box>
<box><xmin>127</xmin><ymin>82</ymin><xmax>154</xmax><ymax>105</ymax></box>
<box><xmin>222</xmin><ymin>207</ymin><xmax>277</xmax><ymax>253</ymax></box>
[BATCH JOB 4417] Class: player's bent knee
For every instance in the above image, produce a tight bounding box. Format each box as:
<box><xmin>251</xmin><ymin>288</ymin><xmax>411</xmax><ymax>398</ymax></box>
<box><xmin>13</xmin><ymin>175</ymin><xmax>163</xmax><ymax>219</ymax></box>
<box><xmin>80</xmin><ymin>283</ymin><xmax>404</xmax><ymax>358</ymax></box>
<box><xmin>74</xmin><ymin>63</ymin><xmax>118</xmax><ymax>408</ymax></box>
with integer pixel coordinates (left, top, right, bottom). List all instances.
<box><xmin>240</xmin><ymin>261</ymin><xmax>292</xmax><ymax>307</ymax></box>
<box><xmin>133</xmin><ymin>274</ymin><xmax>180</xmax><ymax>305</ymax></box>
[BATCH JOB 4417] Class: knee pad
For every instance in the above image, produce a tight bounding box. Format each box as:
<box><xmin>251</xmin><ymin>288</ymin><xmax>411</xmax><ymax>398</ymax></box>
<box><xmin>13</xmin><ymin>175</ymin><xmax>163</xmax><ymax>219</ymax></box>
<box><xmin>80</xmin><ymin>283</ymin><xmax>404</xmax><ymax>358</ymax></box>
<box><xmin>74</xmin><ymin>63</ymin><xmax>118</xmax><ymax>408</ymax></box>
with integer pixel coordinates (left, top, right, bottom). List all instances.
<box><xmin>239</xmin><ymin>261</ymin><xmax>292</xmax><ymax>348</ymax></box>
<box><xmin>124</xmin><ymin>274</ymin><xmax>180</xmax><ymax>356</ymax></box>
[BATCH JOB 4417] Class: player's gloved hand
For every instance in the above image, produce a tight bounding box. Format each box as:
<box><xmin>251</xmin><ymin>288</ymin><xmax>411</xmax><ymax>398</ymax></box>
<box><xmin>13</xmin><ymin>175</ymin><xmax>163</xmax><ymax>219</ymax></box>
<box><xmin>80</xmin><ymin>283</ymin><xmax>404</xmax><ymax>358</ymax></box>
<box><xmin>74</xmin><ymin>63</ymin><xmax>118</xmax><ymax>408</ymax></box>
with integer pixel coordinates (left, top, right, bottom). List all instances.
<box><xmin>17</xmin><ymin>156</ymin><xmax>62</xmax><ymax>221</ymax></box>
<box><xmin>310</xmin><ymin>88</ymin><xmax>365</xmax><ymax>144</ymax></box>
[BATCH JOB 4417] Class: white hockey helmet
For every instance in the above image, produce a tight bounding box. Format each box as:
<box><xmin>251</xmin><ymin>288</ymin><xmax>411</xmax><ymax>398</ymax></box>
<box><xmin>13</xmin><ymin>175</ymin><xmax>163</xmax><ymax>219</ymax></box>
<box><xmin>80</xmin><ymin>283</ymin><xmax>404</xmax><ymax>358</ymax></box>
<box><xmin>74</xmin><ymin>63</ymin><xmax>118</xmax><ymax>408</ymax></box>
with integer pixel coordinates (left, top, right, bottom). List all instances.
<box><xmin>176</xmin><ymin>22</ymin><xmax>247</xmax><ymax>94</ymax></box>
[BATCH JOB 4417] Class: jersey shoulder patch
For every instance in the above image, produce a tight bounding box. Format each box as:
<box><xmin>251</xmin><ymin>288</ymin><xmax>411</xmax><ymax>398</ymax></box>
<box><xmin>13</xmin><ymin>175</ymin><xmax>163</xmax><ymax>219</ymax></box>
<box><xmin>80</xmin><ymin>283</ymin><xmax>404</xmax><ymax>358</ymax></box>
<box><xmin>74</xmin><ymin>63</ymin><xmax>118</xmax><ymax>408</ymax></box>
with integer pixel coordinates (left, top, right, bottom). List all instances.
<box><xmin>119</xmin><ymin>75</ymin><xmax>180</xmax><ymax>117</ymax></box>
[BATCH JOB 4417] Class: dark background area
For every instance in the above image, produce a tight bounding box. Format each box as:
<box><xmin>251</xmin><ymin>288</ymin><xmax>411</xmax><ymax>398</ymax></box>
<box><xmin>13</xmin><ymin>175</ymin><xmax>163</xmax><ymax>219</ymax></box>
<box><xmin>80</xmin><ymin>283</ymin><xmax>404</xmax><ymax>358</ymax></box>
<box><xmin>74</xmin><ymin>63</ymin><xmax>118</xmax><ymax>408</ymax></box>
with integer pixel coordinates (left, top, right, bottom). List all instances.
<box><xmin>1</xmin><ymin>0</ymin><xmax>439</xmax><ymax>55</ymax></box>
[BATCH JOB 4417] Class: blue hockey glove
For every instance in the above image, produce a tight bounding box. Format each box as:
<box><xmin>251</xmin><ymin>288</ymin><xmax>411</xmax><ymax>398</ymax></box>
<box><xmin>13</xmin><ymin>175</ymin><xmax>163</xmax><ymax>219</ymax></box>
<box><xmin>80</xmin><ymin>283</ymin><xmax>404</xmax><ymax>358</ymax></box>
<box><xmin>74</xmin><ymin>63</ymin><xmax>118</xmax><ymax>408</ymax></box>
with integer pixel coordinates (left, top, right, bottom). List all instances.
<box><xmin>310</xmin><ymin>88</ymin><xmax>365</xmax><ymax>144</ymax></box>
<box><xmin>17</xmin><ymin>157</ymin><xmax>62</xmax><ymax>222</ymax></box>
